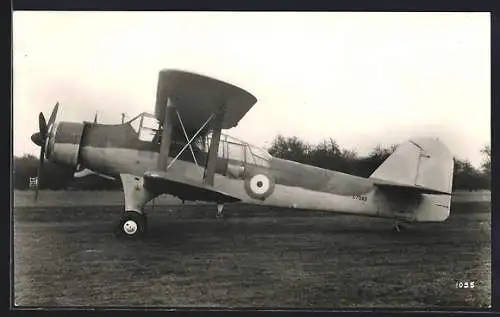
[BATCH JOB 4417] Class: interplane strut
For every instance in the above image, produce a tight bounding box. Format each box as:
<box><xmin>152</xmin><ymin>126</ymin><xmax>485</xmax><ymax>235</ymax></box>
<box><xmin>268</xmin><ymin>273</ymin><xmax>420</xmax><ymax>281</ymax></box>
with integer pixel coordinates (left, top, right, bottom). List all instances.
<box><xmin>167</xmin><ymin>113</ymin><xmax>215</xmax><ymax>170</ymax></box>
<box><xmin>175</xmin><ymin>109</ymin><xmax>200</xmax><ymax>170</ymax></box>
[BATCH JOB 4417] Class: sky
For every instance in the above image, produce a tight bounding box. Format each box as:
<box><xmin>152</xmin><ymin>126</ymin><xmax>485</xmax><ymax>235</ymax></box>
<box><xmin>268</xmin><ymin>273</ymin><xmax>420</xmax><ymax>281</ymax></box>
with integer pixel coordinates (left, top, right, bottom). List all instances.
<box><xmin>13</xmin><ymin>11</ymin><xmax>490</xmax><ymax>168</ymax></box>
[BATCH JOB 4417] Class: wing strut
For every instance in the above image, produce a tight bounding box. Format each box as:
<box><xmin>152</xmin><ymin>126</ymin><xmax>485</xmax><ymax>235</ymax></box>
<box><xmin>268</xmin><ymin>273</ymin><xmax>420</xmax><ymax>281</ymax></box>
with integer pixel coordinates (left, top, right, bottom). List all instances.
<box><xmin>167</xmin><ymin>112</ymin><xmax>215</xmax><ymax>169</ymax></box>
<box><xmin>203</xmin><ymin>104</ymin><xmax>226</xmax><ymax>186</ymax></box>
<box><xmin>158</xmin><ymin>98</ymin><xmax>176</xmax><ymax>170</ymax></box>
<box><xmin>175</xmin><ymin>109</ymin><xmax>200</xmax><ymax>170</ymax></box>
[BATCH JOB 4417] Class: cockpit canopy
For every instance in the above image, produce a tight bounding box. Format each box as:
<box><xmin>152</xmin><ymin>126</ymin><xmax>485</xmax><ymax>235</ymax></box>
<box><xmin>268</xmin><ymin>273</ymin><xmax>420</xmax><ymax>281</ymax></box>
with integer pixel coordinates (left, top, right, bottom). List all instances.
<box><xmin>127</xmin><ymin>112</ymin><xmax>272</xmax><ymax>168</ymax></box>
<box><xmin>128</xmin><ymin>112</ymin><xmax>160</xmax><ymax>142</ymax></box>
<box><xmin>201</xmin><ymin>133</ymin><xmax>272</xmax><ymax>168</ymax></box>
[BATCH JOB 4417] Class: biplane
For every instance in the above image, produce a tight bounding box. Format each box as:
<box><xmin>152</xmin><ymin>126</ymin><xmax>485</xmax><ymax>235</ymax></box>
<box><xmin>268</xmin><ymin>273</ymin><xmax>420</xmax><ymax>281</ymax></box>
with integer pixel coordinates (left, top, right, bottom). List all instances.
<box><xmin>30</xmin><ymin>69</ymin><xmax>454</xmax><ymax>238</ymax></box>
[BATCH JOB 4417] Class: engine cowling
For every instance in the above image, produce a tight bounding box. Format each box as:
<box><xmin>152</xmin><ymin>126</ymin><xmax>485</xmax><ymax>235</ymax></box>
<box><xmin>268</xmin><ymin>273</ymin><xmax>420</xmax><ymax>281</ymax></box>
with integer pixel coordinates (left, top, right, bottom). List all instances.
<box><xmin>47</xmin><ymin>122</ymin><xmax>85</xmax><ymax>169</ymax></box>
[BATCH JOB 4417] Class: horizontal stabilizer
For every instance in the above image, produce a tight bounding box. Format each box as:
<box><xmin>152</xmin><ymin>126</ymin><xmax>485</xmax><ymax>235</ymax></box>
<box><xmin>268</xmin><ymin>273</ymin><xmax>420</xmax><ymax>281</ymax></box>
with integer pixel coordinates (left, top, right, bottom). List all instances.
<box><xmin>372</xmin><ymin>178</ymin><xmax>452</xmax><ymax>195</ymax></box>
<box><xmin>143</xmin><ymin>171</ymin><xmax>241</xmax><ymax>203</ymax></box>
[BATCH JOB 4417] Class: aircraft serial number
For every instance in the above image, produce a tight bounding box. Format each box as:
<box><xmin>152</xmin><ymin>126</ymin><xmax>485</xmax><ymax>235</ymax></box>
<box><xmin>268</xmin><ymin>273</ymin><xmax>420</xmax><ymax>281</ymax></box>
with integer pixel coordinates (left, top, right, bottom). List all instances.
<box><xmin>352</xmin><ymin>195</ymin><xmax>367</xmax><ymax>201</ymax></box>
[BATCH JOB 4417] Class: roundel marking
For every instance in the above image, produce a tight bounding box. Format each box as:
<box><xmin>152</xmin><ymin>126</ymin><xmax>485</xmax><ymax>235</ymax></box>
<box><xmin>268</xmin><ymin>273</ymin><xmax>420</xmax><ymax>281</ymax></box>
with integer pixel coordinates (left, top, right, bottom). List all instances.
<box><xmin>244</xmin><ymin>173</ymin><xmax>275</xmax><ymax>200</ymax></box>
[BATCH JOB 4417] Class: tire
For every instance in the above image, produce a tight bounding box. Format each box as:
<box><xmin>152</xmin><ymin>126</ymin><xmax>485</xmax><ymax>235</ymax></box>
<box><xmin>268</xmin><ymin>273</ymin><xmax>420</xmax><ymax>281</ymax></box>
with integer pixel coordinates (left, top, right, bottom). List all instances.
<box><xmin>116</xmin><ymin>211</ymin><xmax>147</xmax><ymax>239</ymax></box>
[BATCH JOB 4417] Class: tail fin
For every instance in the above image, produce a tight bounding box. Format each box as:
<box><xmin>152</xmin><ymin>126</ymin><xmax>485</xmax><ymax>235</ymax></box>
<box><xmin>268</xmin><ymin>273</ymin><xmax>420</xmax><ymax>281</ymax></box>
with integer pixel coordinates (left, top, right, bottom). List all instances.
<box><xmin>370</xmin><ymin>137</ymin><xmax>454</xmax><ymax>195</ymax></box>
<box><xmin>370</xmin><ymin>138</ymin><xmax>454</xmax><ymax>222</ymax></box>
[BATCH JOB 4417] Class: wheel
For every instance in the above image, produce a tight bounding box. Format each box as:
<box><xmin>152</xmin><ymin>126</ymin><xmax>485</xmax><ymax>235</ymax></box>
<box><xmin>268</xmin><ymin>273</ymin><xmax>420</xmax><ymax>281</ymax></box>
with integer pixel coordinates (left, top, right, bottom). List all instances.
<box><xmin>116</xmin><ymin>211</ymin><xmax>147</xmax><ymax>238</ymax></box>
<box><xmin>216</xmin><ymin>204</ymin><xmax>224</xmax><ymax>219</ymax></box>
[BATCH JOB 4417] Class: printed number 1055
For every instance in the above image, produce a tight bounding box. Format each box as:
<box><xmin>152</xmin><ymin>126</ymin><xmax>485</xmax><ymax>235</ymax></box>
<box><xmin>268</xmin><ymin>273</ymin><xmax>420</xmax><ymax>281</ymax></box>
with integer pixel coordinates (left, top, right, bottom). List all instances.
<box><xmin>456</xmin><ymin>281</ymin><xmax>475</xmax><ymax>289</ymax></box>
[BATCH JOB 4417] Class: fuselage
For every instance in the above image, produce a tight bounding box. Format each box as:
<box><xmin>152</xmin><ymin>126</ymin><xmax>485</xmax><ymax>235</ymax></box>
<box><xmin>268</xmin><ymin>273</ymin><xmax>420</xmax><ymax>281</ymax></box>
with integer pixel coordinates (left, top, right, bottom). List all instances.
<box><xmin>43</xmin><ymin>118</ymin><xmax>423</xmax><ymax>222</ymax></box>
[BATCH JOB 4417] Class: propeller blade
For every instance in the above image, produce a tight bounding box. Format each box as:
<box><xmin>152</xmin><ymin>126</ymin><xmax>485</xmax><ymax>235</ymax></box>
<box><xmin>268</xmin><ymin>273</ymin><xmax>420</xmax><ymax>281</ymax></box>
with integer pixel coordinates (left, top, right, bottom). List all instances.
<box><xmin>30</xmin><ymin>132</ymin><xmax>44</xmax><ymax>147</ymax></box>
<box><xmin>47</xmin><ymin>102</ymin><xmax>59</xmax><ymax>127</ymax></box>
<box><xmin>33</xmin><ymin>102</ymin><xmax>58</xmax><ymax>202</ymax></box>
<box><xmin>93</xmin><ymin>112</ymin><xmax>98</xmax><ymax>123</ymax></box>
<box><xmin>38</xmin><ymin>112</ymin><xmax>48</xmax><ymax>139</ymax></box>
<box><xmin>34</xmin><ymin>146</ymin><xmax>45</xmax><ymax>202</ymax></box>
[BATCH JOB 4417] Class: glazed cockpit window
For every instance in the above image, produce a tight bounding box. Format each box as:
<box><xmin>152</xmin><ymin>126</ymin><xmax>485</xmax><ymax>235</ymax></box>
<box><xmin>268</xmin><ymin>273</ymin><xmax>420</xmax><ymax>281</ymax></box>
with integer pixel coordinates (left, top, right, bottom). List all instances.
<box><xmin>201</xmin><ymin>132</ymin><xmax>271</xmax><ymax>167</ymax></box>
<box><xmin>247</xmin><ymin>144</ymin><xmax>271</xmax><ymax>167</ymax></box>
<box><xmin>200</xmin><ymin>134</ymin><xmax>226</xmax><ymax>158</ymax></box>
<box><xmin>128</xmin><ymin>113</ymin><xmax>160</xmax><ymax>142</ymax></box>
<box><xmin>129</xmin><ymin>115</ymin><xmax>141</xmax><ymax>133</ymax></box>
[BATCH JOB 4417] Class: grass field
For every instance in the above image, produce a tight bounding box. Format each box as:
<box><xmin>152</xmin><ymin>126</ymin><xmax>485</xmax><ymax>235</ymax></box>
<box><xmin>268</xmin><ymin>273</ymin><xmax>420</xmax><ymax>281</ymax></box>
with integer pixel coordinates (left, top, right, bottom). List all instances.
<box><xmin>13</xmin><ymin>190</ymin><xmax>185</xmax><ymax>207</ymax></box>
<box><xmin>12</xmin><ymin>191</ymin><xmax>491</xmax><ymax>309</ymax></box>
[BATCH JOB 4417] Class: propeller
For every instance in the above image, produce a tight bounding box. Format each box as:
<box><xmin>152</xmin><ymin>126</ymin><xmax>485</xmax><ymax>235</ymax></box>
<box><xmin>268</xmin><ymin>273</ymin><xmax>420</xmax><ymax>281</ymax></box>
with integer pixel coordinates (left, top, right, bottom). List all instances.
<box><xmin>93</xmin><ymin>112</ymin><xmax>98</xmax><ymax>123</ymax></box>
<box><xmin>30</xmin><ymin>102</ymin><xmax>59</xmax><ymax>202</ymax></box>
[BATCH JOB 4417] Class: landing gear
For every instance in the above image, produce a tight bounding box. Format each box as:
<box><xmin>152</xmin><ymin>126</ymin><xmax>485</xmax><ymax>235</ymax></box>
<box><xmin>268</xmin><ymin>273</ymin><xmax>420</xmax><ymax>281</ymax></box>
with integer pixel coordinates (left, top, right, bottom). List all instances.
<box><xmin>116</xmin><ymin>211</ymin><xmax>147</xmax><ymax>238</ymax></box>
<box><xmin>393</xmin><ymin>220</ymin><xmax>407</xmax><ymax>233</ymax></box>
<box><xmin>116</xmin><ymin>174</ymin><xmax>155</xmax><ymax>239</ymax></box>
<box><xmin>393</xmin><ymin>221</ymin><xmax>401</xmax><ymax>233</ymax></box>
<box><xmin>216</xmin><ymin>204</ymin><xmax>224</xmax><ymax>219</ymax></box>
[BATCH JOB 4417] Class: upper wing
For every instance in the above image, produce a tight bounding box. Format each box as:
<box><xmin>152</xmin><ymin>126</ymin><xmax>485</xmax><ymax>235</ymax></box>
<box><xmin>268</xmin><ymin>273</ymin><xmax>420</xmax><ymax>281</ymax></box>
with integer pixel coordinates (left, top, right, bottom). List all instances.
<box><xmin>154</xmin><ymin>69</ymin><xmax>257</xmax><ymax>131</ymax></box>
<box><xmin>143</xmin><ymin>170</ymin><xmax>241</xmax><ymax>203</ymax></box>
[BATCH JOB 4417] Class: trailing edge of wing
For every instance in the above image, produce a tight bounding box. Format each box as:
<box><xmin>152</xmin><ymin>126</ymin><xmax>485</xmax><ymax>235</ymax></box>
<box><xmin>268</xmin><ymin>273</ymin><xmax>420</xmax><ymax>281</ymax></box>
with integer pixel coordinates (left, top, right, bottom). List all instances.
<box><xmin>372</xmin><ymin>178</ymin><xmax>452</xmax><ymax>195</ymax></box>
<box><xmin>143</xmin><ymin>171</ymin><xmax>241</xmax><ymax>203</ymax></box>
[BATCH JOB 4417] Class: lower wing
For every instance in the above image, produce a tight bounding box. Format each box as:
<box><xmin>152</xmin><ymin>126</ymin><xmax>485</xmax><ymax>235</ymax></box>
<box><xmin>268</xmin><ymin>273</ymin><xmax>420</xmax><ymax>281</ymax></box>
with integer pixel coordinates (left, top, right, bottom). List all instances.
<box><xmin>143</xmin><ymin>170</ymin><xmax>240</xmax><ymax>203</ymax></box>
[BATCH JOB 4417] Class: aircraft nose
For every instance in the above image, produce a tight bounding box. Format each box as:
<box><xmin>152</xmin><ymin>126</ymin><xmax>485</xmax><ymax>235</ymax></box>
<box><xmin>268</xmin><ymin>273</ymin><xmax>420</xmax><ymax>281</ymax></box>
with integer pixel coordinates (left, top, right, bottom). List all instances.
<box><xmin>31</xmin><ymin>132</ymin><xmax>45</xmax><ymax>147</ymax></box>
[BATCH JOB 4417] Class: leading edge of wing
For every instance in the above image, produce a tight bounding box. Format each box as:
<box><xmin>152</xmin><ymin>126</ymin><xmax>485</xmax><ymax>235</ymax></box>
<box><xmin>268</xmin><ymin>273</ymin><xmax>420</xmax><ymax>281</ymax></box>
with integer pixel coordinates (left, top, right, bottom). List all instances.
<box><xmin>143</xmin><ymin>170</ymin><xmax>241</xmax><ymax>203</ymax></box>
<box><xmin>372</xmin><ymin>178</ymin><xmax>452</xmax><ymax>195</ymax></box>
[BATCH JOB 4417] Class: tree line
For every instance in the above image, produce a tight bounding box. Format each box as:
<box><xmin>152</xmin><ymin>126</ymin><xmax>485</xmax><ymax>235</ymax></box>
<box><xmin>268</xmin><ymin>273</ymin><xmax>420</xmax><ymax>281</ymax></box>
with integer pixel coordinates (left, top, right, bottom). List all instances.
<box><xmin>268</xmin><ymin>135</ymin><xmax>491</xmax><ymax>190</ymax></box>
<box><xmin>13</xmin><ymin>136</ymin><xmax>490</xmax><ymax>191</ymax></box>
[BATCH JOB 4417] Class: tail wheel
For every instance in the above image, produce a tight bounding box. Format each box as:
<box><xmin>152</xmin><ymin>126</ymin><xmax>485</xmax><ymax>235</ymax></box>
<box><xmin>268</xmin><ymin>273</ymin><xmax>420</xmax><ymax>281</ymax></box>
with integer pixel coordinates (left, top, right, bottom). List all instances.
<box><xmin>116</xmin><ymin>211</ymin><xmax>147</xmax><ymax>238</ymax></box>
